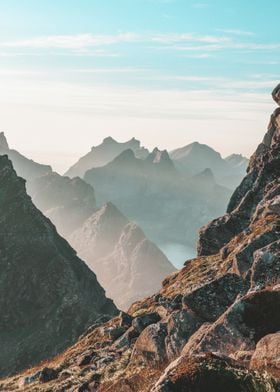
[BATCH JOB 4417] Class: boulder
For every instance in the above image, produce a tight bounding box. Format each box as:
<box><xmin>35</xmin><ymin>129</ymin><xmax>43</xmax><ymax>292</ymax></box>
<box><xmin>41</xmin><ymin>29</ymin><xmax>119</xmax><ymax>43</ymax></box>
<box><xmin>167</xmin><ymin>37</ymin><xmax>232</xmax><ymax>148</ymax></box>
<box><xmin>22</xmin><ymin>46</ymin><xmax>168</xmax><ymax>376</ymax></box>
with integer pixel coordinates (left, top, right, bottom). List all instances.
<box><xmin>132</xmin><ymin>312</ymin><xmax>161</xmax><ymax>334</ymax></box>
<box><xmin>250</xmin><ymin>332</ymin><xmax>280</xmax><ymax>378</ymax></box>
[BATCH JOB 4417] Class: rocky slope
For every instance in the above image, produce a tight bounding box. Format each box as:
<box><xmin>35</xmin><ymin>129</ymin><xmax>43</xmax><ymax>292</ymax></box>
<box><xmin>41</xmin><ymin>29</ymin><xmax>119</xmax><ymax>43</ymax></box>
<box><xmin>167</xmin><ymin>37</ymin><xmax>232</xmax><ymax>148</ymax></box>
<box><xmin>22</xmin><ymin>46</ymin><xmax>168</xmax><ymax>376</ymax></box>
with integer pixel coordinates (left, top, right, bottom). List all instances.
<box><xmin>2</xmin><ymin>85</ymin><xmax>279</xmax><ymax>391</ymax></box>
<box><xmin>84</xmin><ymin>147</ymin><xmax>231</xmax><ymax>252</ymax></box>
<box><xmin>0</xmin><ymin>155</ymin><xmax>117</xmax><ymax>378</ymax></box>
<box><xmin>65</xmin><ymin>137</ymin><xmax>149</xmax><ymax>178</ymax></box>
<box><xmin>69</xmin><ymin>202</ymin><xmax>175</xmax><ymax>310</ymax></box>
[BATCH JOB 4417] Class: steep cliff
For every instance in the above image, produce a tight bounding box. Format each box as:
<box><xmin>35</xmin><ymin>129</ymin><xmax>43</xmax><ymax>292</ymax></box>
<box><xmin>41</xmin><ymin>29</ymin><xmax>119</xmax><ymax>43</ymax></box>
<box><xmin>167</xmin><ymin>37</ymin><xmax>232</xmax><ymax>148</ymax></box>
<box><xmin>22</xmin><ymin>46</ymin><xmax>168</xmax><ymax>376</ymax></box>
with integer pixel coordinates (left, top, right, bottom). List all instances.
<box><xmin>0</xmin><ymin>156</ymin><xmax>117</xmax><ymax>377</ymax></box>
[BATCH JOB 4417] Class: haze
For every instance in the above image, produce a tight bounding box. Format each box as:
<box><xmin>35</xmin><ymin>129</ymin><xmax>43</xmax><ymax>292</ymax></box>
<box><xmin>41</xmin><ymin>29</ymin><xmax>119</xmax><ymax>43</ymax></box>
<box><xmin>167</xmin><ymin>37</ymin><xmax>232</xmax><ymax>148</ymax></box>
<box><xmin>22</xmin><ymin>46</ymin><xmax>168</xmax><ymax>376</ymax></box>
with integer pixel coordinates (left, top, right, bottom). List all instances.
<box><xmin>0</xmin><ymin>0</ymin><xmax>279</xmax><ymax>173</ymax></box>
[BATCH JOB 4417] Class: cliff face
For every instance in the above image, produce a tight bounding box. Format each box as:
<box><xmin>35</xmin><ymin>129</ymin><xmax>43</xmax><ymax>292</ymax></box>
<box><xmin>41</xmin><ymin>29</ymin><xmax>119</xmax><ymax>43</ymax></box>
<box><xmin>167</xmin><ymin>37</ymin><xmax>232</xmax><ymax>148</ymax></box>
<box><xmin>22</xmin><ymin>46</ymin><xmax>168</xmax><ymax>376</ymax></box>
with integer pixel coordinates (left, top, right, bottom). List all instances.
<box><xmin>0</xmin><ymin>156</ymin><xmax>117</xmax><ymax>377</ymax></box>
<box><xmin>1</xmin><ymin>86</ymin><xmax>280</xmax><ymax>391</ymax></box>
<box><xmin>69</xmin><ymin>202</ymin><xmax>175</xmax><ymax>310</ymax></box>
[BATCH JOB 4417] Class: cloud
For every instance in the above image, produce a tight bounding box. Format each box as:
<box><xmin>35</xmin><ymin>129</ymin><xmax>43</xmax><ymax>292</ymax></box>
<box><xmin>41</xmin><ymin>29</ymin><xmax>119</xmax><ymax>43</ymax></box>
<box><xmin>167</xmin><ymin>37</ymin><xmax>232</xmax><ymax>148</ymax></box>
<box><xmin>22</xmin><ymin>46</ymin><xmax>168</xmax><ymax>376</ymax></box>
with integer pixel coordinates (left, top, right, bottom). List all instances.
<box><xmin>217</xmin><ymin>29</ymin><xmax>255</xmax><ymax>36</ymax></box>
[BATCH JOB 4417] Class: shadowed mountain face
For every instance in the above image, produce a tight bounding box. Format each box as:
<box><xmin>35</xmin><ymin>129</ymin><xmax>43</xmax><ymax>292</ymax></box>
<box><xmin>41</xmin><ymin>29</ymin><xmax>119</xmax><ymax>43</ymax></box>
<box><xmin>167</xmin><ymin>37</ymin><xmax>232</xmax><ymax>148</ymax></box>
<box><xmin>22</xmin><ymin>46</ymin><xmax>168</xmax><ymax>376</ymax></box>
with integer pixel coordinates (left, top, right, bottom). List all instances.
<box><xmin>84</xmin><ymin>148</ymin><xmax>231</xmax><ymax>251</ymax></box>
<box><xmin>0</xmin><ymin>155</ymin><xmax>117</xmax><ymax>377</ymax></box>
<box><xmin>0</xmin><ymin>132</ymin><xmax>51</xmax><ymax>181</ymax></box>
<box><xmin>69</xmin><ymin>202</ymin><xmax>175</xmax><ymax>310</ymax></box>
<box><xmin>170</xmin><ymin>142</ymin><xmax>248</xmax><ymax>189</ymax></box>
<box><xmin>65</xmin><ymin>136</ymin><xmax>149</xmax><ymax>178</ymax></box>
<box><xmin>4</xmin><ymin>86</ymin><xmax>279</xmax><ymax>392</ymax></box>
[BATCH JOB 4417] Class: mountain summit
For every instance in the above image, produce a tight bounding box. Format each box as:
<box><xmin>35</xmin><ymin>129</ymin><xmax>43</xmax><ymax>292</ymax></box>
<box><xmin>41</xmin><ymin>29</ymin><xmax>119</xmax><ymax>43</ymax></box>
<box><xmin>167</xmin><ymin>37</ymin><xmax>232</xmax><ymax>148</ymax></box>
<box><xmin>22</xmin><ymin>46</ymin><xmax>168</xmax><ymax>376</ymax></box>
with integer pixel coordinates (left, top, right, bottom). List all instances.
<box><xmin>65</xmin><ymin>137</ymin><xmax>149</xmax><ymax>178</ymax></box>
<box><xmin>0</xmin><ymin>132</ymin><xmax>9</xmax><ymax>149</ymax></box>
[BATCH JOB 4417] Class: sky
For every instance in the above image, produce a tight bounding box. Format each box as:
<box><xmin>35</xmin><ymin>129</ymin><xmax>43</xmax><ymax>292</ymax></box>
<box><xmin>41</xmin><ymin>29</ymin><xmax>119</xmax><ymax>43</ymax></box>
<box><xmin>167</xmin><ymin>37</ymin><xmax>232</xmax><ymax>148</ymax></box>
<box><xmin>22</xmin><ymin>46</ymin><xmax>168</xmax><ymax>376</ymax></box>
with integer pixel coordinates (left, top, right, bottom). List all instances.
<box><xmin>0</xmin><ymin>0</ymin><xmax>279</xmax><ymax>173</ymax></box>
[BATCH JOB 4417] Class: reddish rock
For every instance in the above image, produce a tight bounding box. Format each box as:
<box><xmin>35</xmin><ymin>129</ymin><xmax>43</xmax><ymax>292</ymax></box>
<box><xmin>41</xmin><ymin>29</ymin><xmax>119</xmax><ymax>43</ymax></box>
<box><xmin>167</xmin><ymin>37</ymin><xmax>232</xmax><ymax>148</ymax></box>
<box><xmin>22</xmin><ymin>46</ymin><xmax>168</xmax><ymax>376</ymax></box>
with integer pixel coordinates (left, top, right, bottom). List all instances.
<box><xmin>250</xmin><ymin>332</ymin><xmax>280</xmax><ymax>378</ymax></box>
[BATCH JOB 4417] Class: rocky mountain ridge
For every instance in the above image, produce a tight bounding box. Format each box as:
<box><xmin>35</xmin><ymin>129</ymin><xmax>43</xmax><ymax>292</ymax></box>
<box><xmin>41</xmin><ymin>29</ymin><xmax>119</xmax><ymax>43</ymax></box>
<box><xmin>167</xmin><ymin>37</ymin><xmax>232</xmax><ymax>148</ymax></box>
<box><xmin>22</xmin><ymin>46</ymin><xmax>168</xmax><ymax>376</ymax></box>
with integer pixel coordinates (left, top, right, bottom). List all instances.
<box><xmin>0</xmin><ymin>155</ymin><xmax>117</xmax><ymax>378</ymax></box>
<box><xmin>2</xmin><ymin>86</ymin><xmax>279</xmax><ymax>391</ymax></box>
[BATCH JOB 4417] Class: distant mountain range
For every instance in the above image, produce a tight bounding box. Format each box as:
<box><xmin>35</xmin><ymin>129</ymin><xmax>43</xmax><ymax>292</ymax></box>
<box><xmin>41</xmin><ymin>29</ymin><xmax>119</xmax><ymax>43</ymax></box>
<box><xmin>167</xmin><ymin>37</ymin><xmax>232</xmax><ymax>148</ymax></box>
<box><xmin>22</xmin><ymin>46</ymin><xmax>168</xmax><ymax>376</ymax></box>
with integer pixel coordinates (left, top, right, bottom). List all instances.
<box><xmin>83</xmin><ymin>143</ymin><xmax>232</xmax><ymax>251</ymax></box>
<box><xmin>0</xmin><ymin>134</ymin><xmax>175</xmax><ymax>309</ymax></box>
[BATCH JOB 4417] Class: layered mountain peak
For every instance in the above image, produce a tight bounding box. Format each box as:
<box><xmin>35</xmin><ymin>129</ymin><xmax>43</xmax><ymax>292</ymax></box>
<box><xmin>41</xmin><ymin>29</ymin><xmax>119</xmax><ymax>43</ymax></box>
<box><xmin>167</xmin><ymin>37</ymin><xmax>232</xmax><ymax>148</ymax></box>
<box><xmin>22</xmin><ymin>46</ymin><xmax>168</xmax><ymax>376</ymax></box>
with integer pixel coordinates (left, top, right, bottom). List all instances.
<box><xmin>0</xmin><ymin>132</ymin><xmax>9</xmax><ymax>149</ymax></box>
<box><xmin>0</xmin><ymin>155</ymin><xmax>117</xmax><ymax>377</ymax></box>
<box><xmin>112</xmin><ymin>148</ymin><xmax>136</xmax><ymax>164</ymax></box>
<box><xmin>69</xmin><ymin>202</ymin><xmax>175</xmax><ymax>309</ymax></box>
<box><xmin>65</xmin><ymin>137</ymin><xmax>146</xmax><ymax>178</ymax></box>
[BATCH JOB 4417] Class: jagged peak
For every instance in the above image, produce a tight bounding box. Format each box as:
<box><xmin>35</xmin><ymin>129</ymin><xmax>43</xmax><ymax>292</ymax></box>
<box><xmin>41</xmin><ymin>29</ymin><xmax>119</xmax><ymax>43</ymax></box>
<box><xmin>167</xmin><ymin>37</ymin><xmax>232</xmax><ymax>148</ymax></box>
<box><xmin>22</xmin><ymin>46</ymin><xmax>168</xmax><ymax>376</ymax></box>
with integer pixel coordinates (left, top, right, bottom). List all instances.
<box><xmin>0</xmin><ymin>132</ymin><xmax>9</xmax><ymax>149</ymax></box>
<box><xmin>112</xmin><ymin>149</ymin><xmax>136</xmax><ymax>163</ymax></box>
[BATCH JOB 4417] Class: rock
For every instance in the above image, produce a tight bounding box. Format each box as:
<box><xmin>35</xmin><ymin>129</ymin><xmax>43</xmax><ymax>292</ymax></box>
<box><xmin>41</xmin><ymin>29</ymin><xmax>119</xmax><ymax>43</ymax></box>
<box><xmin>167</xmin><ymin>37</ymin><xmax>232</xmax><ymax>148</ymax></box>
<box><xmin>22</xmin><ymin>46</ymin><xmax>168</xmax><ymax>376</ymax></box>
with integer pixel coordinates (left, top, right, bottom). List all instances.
<box><xmin>108</xmin><ymin>326</ymin><xmax>126</xmax><ymax>341</ymax></box>
<box><xmin>250</xmin><ymin>240</ymin><xmax>280</xmax><ymax>290</ymax></box>
<box><xmin>132</xmin><ymin>312</ymin><xmax>161</xmax><ymax>334</ymax></box>
<box><xmin>114</xmin><ymin>326</ymin><xmax>139</xmax><ymax>349</ymax></box>
<box><xmin>23</xmin><ymin>371</ymin><xmax>41</xmax><ymax>385</ymax></box>
<box><xmin>182</xmin><ymin>273</ymin><xmax>244</xmax><ymax>321</ymax></box>
<box><xmin>132</xmin><ymin>322</ymin><xmax>168</xmax><ymax>365</ymax></box>
<box><xmin>272</xmin><ymin>83</ymin><xmax>280</xmax><ymax>105</ymax></box>
<box><xmin>77</xmin><ymin>350</ymin><xmax>98</xmax><ymax>367</ymax></box>
<box><xmin>119</xmin><ymin>311</ymin><xmax>133</xmax><ymax>328</ymax></box>
<box><xmin>250</xmin><ymin>332</ymin><xmax>280</xmax><ymax>377</ymax></box>
<box><xmin>39</xmin><ymin>367</ymin><xmax>59</xmax><ymax>383</ymax></box>
<box><xmin>0</xmin><ymin>132</ymin><xmax>9</xmax><ymax>149</ymax></box>
<box><xmin>165</xmin><ymin>309</ymin><xmax>203</xmax><ymax>359</ymax></box>
<box><xmin>152</xmin><ymin>354</ymin><xmax>278</xmax><ymax>392</ymax></box>
<box><xmin>183</xmin><ymin>289</ymin><xmax>280</xmax><ymax>359</ymax></box>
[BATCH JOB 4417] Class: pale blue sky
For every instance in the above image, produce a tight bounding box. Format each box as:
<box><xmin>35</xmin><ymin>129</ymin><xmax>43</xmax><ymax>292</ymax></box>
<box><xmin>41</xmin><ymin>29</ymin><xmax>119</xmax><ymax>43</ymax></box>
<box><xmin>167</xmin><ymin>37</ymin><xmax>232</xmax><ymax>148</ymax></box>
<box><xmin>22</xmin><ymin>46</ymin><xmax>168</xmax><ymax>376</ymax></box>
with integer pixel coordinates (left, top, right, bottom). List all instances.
<box><xmin>0</xmin><ymin>0</ymin><xmax>279</xmax><ymax>172</ymax></box>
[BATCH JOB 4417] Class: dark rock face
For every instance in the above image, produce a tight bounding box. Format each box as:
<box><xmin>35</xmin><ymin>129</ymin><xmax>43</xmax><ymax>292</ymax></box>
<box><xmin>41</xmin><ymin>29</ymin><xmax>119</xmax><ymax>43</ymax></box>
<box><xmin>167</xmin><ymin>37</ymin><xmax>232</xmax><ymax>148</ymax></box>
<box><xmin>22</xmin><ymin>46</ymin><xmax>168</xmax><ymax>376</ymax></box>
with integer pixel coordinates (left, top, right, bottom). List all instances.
<box><xmin>0</xmin><ymin>155</ymin><xmax>117</xmax><ymax>377</ymax></box>
<box><xmin>152</xmin><ymin>355</ymin><xmax>278</xmax><ymax>392</ymax></box>
<box><xmin>198</xmin><ymin>89</ymin><xmax>280</xmax><ymax>256</ymax></box>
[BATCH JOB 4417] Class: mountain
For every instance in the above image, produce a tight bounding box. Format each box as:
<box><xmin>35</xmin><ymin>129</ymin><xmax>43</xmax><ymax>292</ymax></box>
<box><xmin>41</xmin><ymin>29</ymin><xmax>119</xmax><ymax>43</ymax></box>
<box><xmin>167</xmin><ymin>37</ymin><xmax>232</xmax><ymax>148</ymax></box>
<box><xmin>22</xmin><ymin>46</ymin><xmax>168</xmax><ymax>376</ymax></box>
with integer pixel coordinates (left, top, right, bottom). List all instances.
<box><xmin>26</xmin><ymin>172</ymin><xmax>97</xmax><ymax>238</ymax></box>
<box><xmin>225</xmin><ymin>153</ymin><xmax>248</xmax><ymax>171</ymax></box>
<box><xmin>0</xmin><ymin>155</ymin><xmax>117</xmax><ymax>377</ymax></box>
<box><xmin>170</xmin><ymin>141</ymin><xmax>248</xmax><ymax>189</ymax></box>
<box><xmin>84</xmin><ymin>148</ymin><xmax>231</xmax><ymax>252</ymax></box>
<box><xmin>69</xmin><ymin>202</ymin><xmax>175</xmax><ymax>310</ymax></box>
<box><xmin>4</xmin><ymin>85</ymin><xmax>279</xmax><ymax>391</ymax></box>
<box><xmin>0</xmin><ymin>132</ymin><xmax>51</xmax><ymax>181</ymax></box>
<box><xmin>65</xmin><ymin>136</ymin><xmax>149</xmax><ymax>178</ymax></box>
<box><xmin>0</xmin><ymin>136</ymin><xmax>174</xmax><ymax>310</ymax></box>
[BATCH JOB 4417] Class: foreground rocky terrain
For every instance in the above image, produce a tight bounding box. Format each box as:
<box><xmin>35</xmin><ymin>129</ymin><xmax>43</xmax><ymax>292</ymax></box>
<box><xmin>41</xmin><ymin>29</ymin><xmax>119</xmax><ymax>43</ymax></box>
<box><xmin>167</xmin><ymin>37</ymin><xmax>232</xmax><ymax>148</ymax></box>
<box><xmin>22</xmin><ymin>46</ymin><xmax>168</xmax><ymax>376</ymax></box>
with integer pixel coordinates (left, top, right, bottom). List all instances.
<box><xmin>1</xmin><ymin>87</ymin><xmax>279</xmax><ymax>391</ymax></box>
<box><xmin>0</xmin><ymin>155</ymin><xmax>117</xmax><ymax>377</ymax></box>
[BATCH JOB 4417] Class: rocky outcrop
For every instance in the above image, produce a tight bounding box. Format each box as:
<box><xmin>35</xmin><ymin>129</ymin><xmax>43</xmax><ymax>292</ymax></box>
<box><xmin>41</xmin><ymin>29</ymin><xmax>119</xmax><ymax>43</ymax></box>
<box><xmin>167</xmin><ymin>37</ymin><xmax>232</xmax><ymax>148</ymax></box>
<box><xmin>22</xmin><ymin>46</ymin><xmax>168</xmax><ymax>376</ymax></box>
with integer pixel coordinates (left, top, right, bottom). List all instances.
<box><xmin>0</xmin><ymin>155</ymin><xmax>117</xmax><ymax>377</ymax></box>
<box><xmin>69</xmin><ymin>202</ymin><xmax>175</xmax><ymax>309</ymax></box>
<box><xmin>65</xmin><ymin>136</ymin><xmax>149</xmax><ymax>178</ymax></box>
